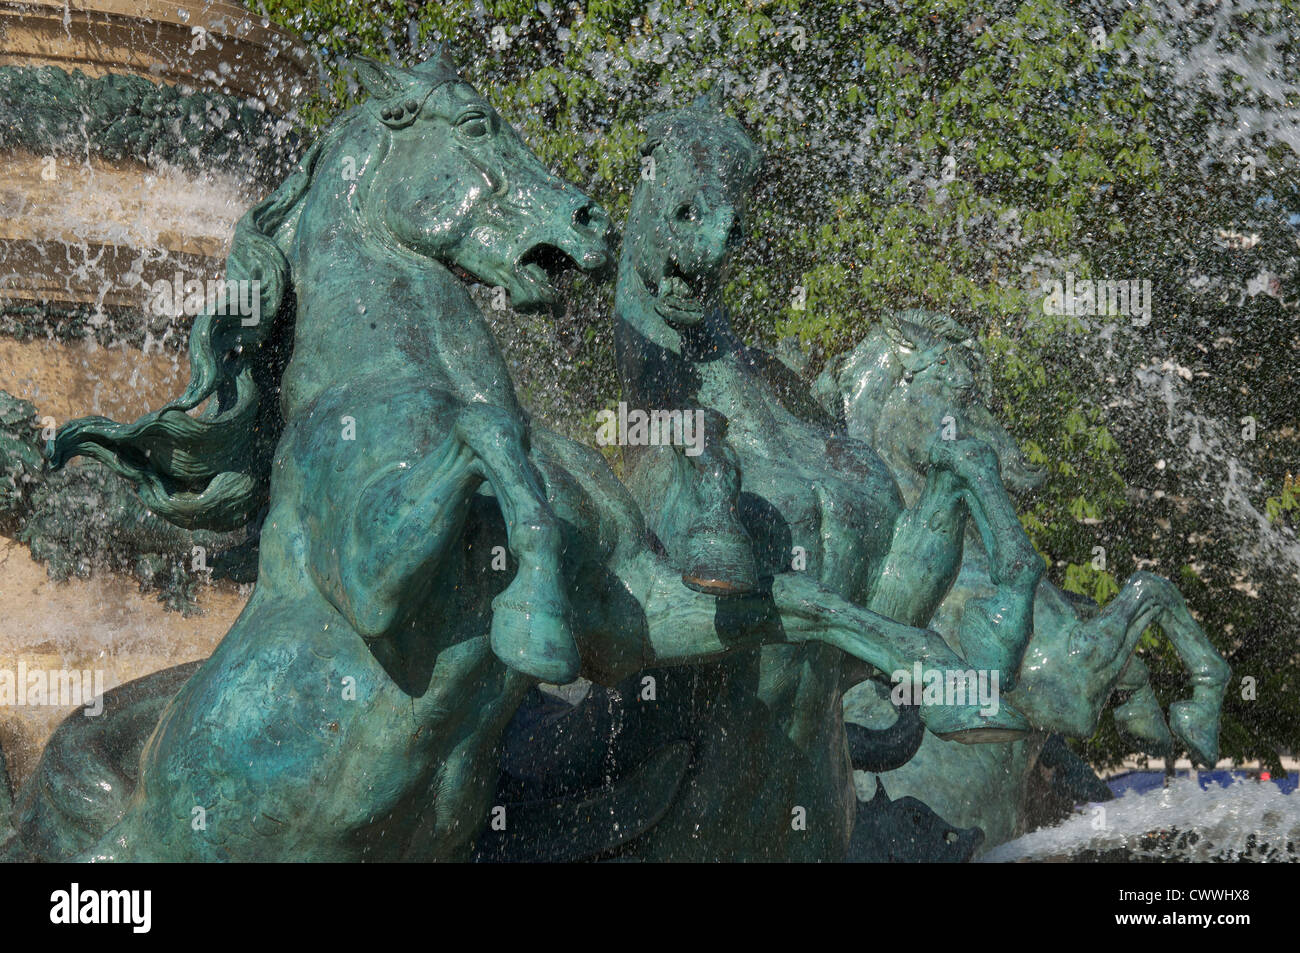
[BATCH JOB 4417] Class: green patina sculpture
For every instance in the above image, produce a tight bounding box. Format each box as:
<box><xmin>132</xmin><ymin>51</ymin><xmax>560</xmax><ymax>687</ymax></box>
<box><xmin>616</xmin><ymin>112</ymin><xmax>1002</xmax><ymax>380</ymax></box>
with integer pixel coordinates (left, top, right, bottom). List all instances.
<box><xmin>2</xmin><ymin>54</ymin><xmax>1007</xmax><ymax>862</ymax></box>
<box><xmin>490</xmin><ymin>95</ymin><xmax>1230</xmax><ymax>861</ymax></box>
<box><xmin>0</xmin><ymin>74</ymin><xmax>1230</xmax><ymax>863</ymax></box>
<box><xmin>504</xmin><ymin>93</ymin><xmax>1043</xmax><ymax>862</ymax></box>
<box><xmin>821</xmin><ymin>315</ymin><xmax>1231</xmax><ymax>848</ymax></box>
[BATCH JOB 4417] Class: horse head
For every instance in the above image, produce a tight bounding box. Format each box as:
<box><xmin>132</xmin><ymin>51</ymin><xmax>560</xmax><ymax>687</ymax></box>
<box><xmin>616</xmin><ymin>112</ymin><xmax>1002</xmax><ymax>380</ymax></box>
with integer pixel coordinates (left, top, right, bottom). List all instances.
<box><xmin>620</xmin><ymin>88</ymin><xmax>762</xmax><ymax>330</ymax></box>
<box><xmin>351</xmin><ymin>51</ymin><xmax>612</xmax><ymax>311</ymax></box>
<box><xmin>47</xmin><ymin>51</ymin><xmax>615</xmax><ymax>534</ymax></box>
<box><xmin>830</xmin><ymin>310</ymin><xmax>1047</xmax><ymax>497</ymax></box>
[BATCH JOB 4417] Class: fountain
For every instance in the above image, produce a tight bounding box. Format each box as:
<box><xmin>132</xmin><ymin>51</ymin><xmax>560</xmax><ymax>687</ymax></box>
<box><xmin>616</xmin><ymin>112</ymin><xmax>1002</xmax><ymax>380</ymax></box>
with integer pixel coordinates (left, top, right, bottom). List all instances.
<box><xmin>0</xmin><ymin>0</ymin><xmax>307</xmax><ymax>788</ymax></box>
<box><xmin>0</xmin><ymin>5</ymin><xmax>1289</xmax><ymax>864</ymax></box>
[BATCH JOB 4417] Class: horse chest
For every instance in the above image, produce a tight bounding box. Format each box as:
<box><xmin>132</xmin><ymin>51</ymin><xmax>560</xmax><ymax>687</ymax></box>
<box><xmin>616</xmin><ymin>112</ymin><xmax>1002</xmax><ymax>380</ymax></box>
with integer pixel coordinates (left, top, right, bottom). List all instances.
<box><xmin>739</xmin><ymin>456</ymin><xmax>901</xmax><ymax>582</ymax></box>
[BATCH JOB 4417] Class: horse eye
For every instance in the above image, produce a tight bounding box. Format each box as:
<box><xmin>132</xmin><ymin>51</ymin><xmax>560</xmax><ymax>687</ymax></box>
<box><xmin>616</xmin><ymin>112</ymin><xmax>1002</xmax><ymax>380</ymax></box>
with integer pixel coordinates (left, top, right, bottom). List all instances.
<box><xmin>458</xmin><ymin>113</ymin><xmax>490</xmax><ymax>138</ymax></box>
<box><xmin>675</xmin><ymin>203</ymin><xmax>698</xmax><ymax>223</ymax></box>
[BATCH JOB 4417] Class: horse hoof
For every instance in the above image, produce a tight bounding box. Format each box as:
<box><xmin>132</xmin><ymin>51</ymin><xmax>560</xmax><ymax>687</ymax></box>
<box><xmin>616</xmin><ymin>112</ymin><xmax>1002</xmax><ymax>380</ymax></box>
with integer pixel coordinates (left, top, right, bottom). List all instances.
<box><xmin>490</xmin><ymin>595</ymin><xmax>580</xmax><ymax>684</ymax></box>
<box><xmin>1170</xmin><ymin>700</ymin><xmax>1220</xmax><ymax>767</ymax></box>
<box><xmin>1114</xmin><ymin>693</ymin><xmax>1174</xmax><ymax>756</ymax></box>
<box><xmin>924</xmin><ymin>700</ymin><xmax>1031</xmax><ymax>744</ymax></box>
<box><xmin>681</xmin><ymin>573</ymin><xmax>755</xmax><ymax>596</ymax></box>
<box><xmin>680</xmin><ymin>549</ymin><xmax>757</xmax><ymax>594</ymax></box>
<box><xmin>676</xmin><ymin>484</ymin><xmax>760</xmax><ymax>599</ymax></box>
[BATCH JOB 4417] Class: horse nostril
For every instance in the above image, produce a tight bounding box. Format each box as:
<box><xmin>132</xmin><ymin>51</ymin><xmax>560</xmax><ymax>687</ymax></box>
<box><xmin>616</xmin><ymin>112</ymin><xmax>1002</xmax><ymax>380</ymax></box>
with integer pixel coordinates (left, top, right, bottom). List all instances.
<box><xmin>574</xmin><ymin>204</ymin><xmax>604</xmax><ymax>231</ymax></box>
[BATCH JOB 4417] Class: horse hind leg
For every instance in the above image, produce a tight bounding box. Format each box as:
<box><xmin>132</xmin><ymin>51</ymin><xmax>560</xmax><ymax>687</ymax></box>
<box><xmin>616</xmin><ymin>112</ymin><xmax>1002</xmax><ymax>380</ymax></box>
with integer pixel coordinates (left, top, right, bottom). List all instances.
<box><xmin>1127</xmin><ymin>572</ymin><xmax>1229</xmax><ymax>766</ymax></box>
<box><xmin>1112</xmin><ymin>656</ymin><xmax>1174</xmax><ymax>756</ymax></box>
<box><xmin>453</xmin><ymin>404</ymin><xmax>579</xmax><ymax>684</ymax></box>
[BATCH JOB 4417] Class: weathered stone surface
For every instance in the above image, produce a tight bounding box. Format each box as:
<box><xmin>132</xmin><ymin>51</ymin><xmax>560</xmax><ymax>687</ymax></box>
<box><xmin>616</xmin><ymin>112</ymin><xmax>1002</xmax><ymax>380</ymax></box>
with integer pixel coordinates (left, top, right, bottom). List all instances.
<box><xmin>0</xmin><ymin>538</ymin><xmax>241</xmax><ymax>789</ymax></box>
<box><xmin>0</xmin><ymin>0</ymin><xmax>310</xmax><ymax>106</ymax></box>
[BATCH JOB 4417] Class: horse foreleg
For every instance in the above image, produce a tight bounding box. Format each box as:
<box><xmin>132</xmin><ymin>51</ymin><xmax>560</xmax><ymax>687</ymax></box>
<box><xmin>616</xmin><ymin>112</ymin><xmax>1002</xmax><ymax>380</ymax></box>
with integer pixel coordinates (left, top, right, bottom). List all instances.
<box><xmin>929</xmin><ymin>437</ymin><xmax>1043</xmax><ymax>687</ymax></box>
<box><xmin>607</xmin><ymin>552</ymin><xmax>1029</xmax><ymax>743</ymax></box>
<box><xmin>317</xmin><ymin>402</ymin><xmax>576</xmax><ymax>683</ymax></box>
<box><xmin>1017</xmin><ymin>583</ymin><xmax>1165</xmax><ymax>740</ymax></box>
<box><xmin>1112</xmin><ymin>656</ymin><xmax>1174</xmax><ymax>756</ymax></box>
<box><xmin>1112</xmin><ymin>573</ymin><xmax>1228</xmax><ymax>766</ymax></box>
<box><xmin>866</xmin><ymin>465</ymin><xmax>967</xmax><ymax>629</ymax></box>
<box><xmin>675</xmin><ymin>410</ymin><xmax>759</xmax><ymax>594</ymax></box>
<box><xmin>866</xmin><ymin>437</ymin><xmax>1042</xmax><ymax>688</ymax></box>
<box><xmin>1017</xmin><ymin>573</ymin><xmax>1227</xmax><ymax>764</ymax></box>
<box><xmin>318</xmin><ymin>427</ymin><xmax>481</xmax><ymax>639</ymax></box>
<box><xmin>452</xmin><ymin>404</ymin><xmax>579</xmax><ymax>684</ymax></box>
<box><xmin>632</xmin><ymin>409</ymin><xmax>758</xmax><ymax>594</ymax></box>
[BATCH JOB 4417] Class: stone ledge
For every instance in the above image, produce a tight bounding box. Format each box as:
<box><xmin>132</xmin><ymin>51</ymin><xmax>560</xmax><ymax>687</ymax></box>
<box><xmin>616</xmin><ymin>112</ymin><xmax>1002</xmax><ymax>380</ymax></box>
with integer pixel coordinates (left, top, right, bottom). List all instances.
<box><xmin>0</xmin><ymin>0</ymin><xmax>313</xmax><ymax>108</ymax></box>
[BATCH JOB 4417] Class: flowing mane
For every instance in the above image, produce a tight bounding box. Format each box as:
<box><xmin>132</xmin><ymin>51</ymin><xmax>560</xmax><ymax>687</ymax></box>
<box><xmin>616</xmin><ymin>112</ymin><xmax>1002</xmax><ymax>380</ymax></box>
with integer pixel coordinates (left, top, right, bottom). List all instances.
<box><xmin>49</xmin><ymin>123</ymin><xmax>344</xmax><ymax>531</ymax></box>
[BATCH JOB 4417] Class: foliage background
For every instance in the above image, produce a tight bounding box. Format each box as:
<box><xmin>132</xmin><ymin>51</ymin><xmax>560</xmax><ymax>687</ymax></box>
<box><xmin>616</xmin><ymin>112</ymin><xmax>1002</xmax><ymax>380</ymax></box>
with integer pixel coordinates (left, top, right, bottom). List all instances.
<box><xmin>246</xmin><ymin>0</ymin><xmax>1299</xmax><ymax>770</ymax></box>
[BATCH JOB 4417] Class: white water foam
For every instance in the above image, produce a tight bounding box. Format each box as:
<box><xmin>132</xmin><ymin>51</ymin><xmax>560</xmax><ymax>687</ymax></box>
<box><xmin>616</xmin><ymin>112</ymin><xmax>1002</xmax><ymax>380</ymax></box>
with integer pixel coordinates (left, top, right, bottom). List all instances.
<box><xmin>981</xmin><ymin>776</ymin><xmax>1298</xmax><ymax>863</ymax></box>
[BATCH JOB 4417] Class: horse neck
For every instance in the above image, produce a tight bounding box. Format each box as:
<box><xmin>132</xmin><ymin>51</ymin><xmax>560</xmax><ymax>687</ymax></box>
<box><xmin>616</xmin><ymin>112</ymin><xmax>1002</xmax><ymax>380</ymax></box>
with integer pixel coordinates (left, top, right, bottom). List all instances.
<box><xmin>279</xmin><ymin>124</ymin><xmax>521</xmax><ymax>419</ymax></box>
<box><xmin>847</xmin><ymin>351</ymin><xmax>928</xmax><ymax>504</ymax></box>
<box><xmin>613</xmin><ymin>239</ymin><xmax>742</xmax><ymax>409</ymax></box>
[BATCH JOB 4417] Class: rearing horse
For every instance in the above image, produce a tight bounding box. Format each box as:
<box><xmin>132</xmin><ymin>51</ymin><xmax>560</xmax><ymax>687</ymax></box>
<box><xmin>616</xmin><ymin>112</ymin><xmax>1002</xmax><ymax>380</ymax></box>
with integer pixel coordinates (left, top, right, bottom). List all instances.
<box><xmin>488</xmin><ymin>94</ymin><xmax>1043</xmax><ymax>862</ymax></box>
<box><xmin>25</xmin><ymin>55</ymin><xmax>995</xmax><ymax>862</ymax></box>
<box><xmin>584</xmin><ymin>98</ymin><xmax>1225</xmax><ymax>860</ymax></box>
<box><xmin>825</xmin><ymin>311</ymin><xmax>1230</xmax><ymax>847</ymax></box>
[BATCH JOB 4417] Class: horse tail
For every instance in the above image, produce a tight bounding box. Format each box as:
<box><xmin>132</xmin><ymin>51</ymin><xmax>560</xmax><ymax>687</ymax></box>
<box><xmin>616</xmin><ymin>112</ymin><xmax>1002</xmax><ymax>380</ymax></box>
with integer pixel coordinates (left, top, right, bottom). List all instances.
<box><xmin>47</xmin><ymin>128</ymin><xmax>338</xmax><ymax>532</ymax></box>
<box><xmin>845</xmin><ymin>705</ymin><xmax>926</xmax><ymax>773</ymax></box>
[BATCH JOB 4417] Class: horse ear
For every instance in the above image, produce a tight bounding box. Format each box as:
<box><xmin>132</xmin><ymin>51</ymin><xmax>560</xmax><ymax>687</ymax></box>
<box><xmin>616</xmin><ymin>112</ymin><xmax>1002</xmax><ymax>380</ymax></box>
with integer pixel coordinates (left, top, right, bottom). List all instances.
<box><xmin>639</xmin><ymin>110</ymin><xmax>672</xmax><ymax>157</ymax></box>
<box><xmin>352</xmin><ymin>56</ymin><xmax>404</xmax><ymax>100</ymax></box>
<box><xmin>693</xmin><ymin>84</ymin><xmax>724</xmax><ymax>111</ymax></box>
<box><xmin>412</xmin><ymin>44</ymin><xmax>458</xmax><ymax>79</ymax></box>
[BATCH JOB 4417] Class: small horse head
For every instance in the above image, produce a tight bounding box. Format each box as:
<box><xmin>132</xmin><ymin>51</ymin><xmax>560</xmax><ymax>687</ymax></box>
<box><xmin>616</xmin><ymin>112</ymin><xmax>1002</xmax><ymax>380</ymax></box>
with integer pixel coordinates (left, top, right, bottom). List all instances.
<box><xmin>832</xmin><ymin>310</ymin><xmax>1047</xmax><ymax>496</ymax></box>
<box><xmin>622</xmin><ymin>88</ymin><xmax>762</xmax><ymax>329</ymax></box>
<box><xmin>352</xmin><ymin>52</ymin><xmax>612</xmax><ymax>311</ymax></box>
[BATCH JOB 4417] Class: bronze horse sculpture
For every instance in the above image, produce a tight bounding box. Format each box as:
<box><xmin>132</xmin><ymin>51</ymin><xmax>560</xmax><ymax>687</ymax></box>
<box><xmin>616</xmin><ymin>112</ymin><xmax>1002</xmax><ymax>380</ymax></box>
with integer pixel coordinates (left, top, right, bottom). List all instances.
<box><xmin>823</xmin><ymin>311</ymin><xmax>1231</xmax><ymax>847</ymax></box>
<box><xmin>491</xmin><ymin>94</ymin><xmax>1230</xmax><ymax>861</ymax></box>
<box><xmin>2</xmin><ymin>56</ymin><xmax>1011</xmax><ymax>862</ymax></box>
<box><xmin>492</xmin><ymin>94</ymin><xmax>1047</xmax><ymax>861</ymax></box>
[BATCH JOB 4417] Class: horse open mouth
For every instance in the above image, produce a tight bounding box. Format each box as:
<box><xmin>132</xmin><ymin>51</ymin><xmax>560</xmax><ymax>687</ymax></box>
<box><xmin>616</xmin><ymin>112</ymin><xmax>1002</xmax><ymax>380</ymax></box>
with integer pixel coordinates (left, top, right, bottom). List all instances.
<box><xmin>514</xmin><ymin>242</ymin><xmax>580</xmax><ymax>308</ymax></box>
<box><xmin>648</xmin><ymin>260</ymin><xmax>707</xmax><ymax>326</ymax></box>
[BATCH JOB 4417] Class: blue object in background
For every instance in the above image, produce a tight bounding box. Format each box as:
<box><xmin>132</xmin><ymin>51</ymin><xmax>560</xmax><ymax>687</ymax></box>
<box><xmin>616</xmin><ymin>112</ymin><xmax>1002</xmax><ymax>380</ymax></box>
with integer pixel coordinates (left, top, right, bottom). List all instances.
<box><xmin>1107</xmin><ymin>769</ymin><xmax>1298</xmax><ymax>798</ymax></box>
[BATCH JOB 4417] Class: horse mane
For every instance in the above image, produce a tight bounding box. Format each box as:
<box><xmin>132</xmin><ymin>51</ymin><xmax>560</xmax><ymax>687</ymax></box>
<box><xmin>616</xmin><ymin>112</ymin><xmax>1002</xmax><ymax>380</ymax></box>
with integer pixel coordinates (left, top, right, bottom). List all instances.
<box><xmin>641</xmin><ymin>90</ymin><xmax>763</xmax><ymax>193</ymax></box>
<box><xmin>49</xmin><ymin>123</ymin><xmax>344</xmax><ymax>531</ymax></box>
<box><xmin>835</xmin><ymin>309</ymin><xmax>991</xmax><ymax>441</ymax></box>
